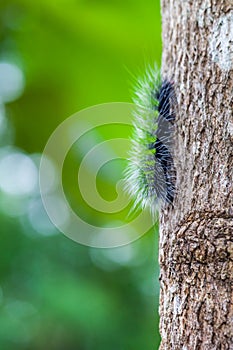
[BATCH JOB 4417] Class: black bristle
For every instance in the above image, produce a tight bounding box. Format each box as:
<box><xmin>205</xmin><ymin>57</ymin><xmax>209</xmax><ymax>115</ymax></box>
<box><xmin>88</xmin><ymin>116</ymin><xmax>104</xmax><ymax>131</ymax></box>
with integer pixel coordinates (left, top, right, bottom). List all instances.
<box><xmin>154</xmin><ymin>80</ymin><xmax>176</xmax><ymax>204</ymax></box>
<box><xmin>154</xmin><ymin>138</ymin><xmax>175</xmax><ymax>204</ymax></box>
<box><xmin>155</xmin><ymin>80</ymin><xmax>175</xmax><ymax>122</ymax></box>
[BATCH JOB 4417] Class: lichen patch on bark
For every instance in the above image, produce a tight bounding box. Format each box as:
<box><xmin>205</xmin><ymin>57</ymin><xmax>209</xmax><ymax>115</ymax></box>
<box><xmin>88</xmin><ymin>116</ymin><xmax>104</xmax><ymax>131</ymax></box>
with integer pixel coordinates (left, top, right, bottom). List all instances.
<box><xmin>209</xmin><ymin>13</ymin><xmax>233</xmax><ymax>71</ymax></box>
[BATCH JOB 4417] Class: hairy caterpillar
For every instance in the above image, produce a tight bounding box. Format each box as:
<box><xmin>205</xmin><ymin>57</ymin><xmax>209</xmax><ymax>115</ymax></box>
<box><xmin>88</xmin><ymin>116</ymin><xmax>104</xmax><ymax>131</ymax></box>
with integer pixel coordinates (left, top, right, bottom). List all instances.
<box><xmin>125</xmin><ymin>66</ymin><xmax>176</xmax><ymax>212</ymax></box>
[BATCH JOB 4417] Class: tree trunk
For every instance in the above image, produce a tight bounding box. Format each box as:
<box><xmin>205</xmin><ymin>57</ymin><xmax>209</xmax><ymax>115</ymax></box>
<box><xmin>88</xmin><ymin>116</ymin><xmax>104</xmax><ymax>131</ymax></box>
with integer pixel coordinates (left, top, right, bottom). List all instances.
<box><xmin>159</xmin><ymin>1</ymin><xmax>233</xmax><ymax>349</ymax></box>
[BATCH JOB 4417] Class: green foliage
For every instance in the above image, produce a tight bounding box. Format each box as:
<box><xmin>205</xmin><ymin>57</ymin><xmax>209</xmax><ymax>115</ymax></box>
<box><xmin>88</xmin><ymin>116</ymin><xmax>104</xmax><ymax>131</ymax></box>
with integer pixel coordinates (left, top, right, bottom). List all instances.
<box><xmin>0</xmin><ymin>0</ymin><xmax>162</xmax><ymax>349</ymax></box>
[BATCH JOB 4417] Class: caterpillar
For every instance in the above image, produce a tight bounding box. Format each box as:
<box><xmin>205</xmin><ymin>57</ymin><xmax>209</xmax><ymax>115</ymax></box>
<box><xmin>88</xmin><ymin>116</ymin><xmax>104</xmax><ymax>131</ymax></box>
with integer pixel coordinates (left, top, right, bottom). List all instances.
<box><xmin>125</xmin><ymin>66</ymin><xmax>176</xmax><ymax>212</ymax></box>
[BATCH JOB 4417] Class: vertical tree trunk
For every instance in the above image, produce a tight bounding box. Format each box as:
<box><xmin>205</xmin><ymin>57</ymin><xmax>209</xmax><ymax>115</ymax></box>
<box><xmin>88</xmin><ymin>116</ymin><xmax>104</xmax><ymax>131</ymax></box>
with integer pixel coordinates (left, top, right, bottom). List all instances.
<box><xmin>159</xmin><ymin>1</ymin><xmax>233</xmax><ymax>349</ymax></box>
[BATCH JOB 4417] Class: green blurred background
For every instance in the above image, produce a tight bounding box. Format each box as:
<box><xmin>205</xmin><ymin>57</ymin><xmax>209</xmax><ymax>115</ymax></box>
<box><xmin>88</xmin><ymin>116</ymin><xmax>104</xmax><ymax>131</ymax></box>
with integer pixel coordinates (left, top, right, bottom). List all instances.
<box><xmin>0</xmin><ymin>0</ymin><xmax>162</xmax><ymax>349</ymax></box>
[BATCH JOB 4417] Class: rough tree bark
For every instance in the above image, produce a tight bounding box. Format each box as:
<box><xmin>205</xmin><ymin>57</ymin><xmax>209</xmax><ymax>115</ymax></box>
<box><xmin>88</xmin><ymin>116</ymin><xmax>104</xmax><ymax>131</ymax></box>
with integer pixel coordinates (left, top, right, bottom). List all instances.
<box><xmin>159</xmin><ymin>1</ymin><xmax>233</xmax><ymax>349</ymax></box>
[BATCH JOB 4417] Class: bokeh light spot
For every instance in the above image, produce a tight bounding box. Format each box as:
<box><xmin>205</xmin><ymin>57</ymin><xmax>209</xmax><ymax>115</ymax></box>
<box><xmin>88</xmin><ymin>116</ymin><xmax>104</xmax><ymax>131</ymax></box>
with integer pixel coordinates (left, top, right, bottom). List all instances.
<box><xmin>28</xmin><ymin>196</ymin><xmax>69</xmax><ymax>236</ymax></box>
<box><xmin>0</xmin><ymin>151</ymin><xmax>38</xmax><ymax>196</ymax></box>
<box><xmin>0</xmin><ymin>62</ymin><xmax>25</xmax><ymax>103</ymax></box>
